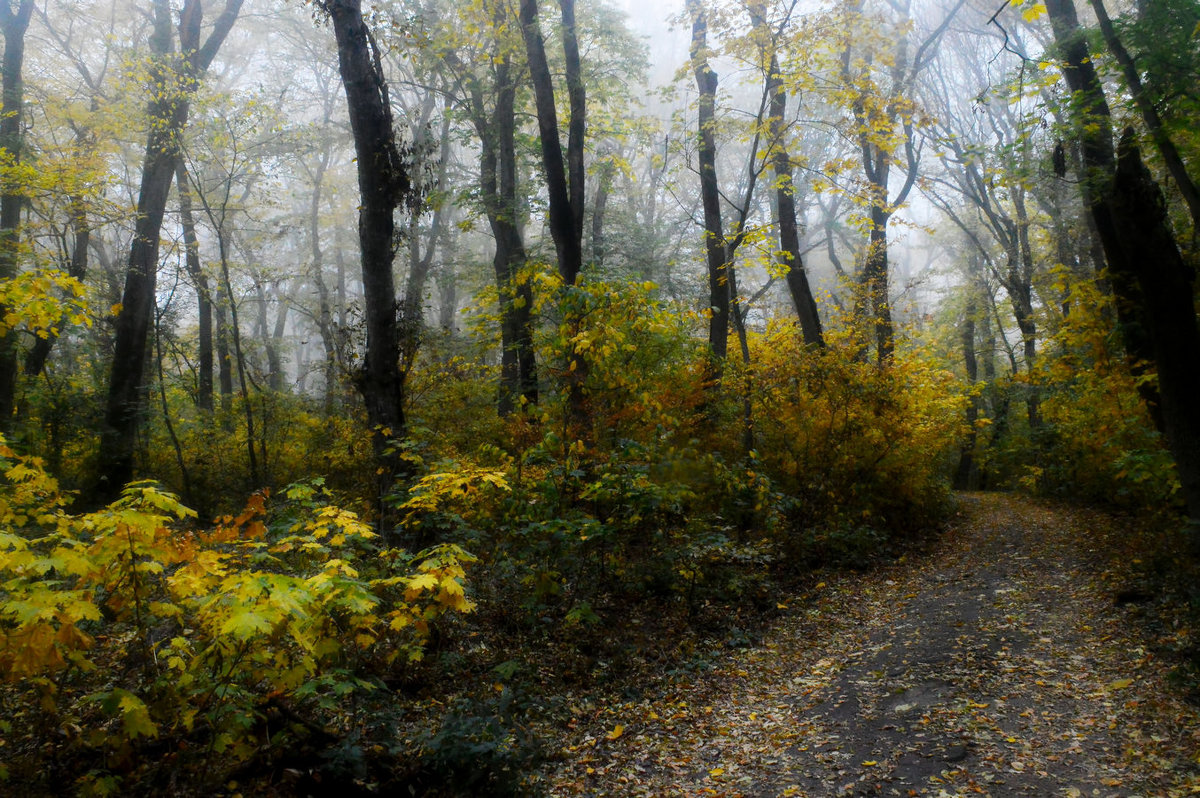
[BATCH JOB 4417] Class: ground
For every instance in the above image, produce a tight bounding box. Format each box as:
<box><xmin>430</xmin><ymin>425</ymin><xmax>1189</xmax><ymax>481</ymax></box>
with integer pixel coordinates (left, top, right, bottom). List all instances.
<box><xmin>532</xmin><ymin>493</ymin><xmax>1200</xmax><ymax>796</ymax></box>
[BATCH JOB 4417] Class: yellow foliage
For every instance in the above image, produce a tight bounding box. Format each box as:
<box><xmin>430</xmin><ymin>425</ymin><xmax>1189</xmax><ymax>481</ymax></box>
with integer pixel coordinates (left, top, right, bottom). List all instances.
<box><xmin>0</xmin><ymin>451</ymin><xmax>477</xmax><ymax>768</ymax></box>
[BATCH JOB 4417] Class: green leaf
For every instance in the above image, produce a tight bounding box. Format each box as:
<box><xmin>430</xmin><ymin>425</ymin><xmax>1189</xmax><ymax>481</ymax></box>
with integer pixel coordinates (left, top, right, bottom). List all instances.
<box><xmin>220</xmin><ymin>610</ymin><xmax>273</xmax><ymax>639</ymax></box>
<box><xmin>117</xmin><ymin>691</ymin><xmax>158</xmax><ymax>739</ymax></box>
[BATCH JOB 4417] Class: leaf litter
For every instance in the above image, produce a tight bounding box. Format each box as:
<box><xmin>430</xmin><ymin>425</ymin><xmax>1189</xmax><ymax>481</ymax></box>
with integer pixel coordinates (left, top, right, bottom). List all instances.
<box><xmin>531</xmin><ymin>493</ymin><xmax>1200</xmax><ymax>796</ymax></box>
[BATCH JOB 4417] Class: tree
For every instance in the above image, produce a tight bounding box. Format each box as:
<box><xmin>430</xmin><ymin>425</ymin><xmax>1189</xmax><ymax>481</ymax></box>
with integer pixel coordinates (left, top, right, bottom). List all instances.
<box><xmin>520</xmin><ymin>0</ymin><xmax>589</xmax><ymax>430</ymax></box>
<box><xmin>432</xmin><ymin>0</ymin><xmax>539</xmax><ymax>414</ymax></box>
<box><xmin>94</xmin><ymin>0</ymin><xmax>243</xmax><ymax>502</ymax></box>
<box><xmin>686</xmin><ymin>0</ymin><xmax>731</xmax><ymax>375</ymax></box>
<box><xmin>0</xmin><ymin>0</ymin><xmax>35</xmax><ymax>429</ymax></box>
<box><xmin>831</xmin><ymin>0</ymin><xmax>964</xmax><ymax>364</ymax></box>
<box><xmin>750</xmin><ymin>0</ymin><xmax>823</xmax><ymax>348</ymax></box>
<box><xmin>318</xmin><ymin>0</ymin><xmax>413</xmax><ymax>500</ymax></box>
<box><xmin>1045</xmin><ymin>0</ymin><xmax>1200</xmax><ymax>530</ymax></box>
<box><xmin>921</xmin><ymin>36</ymin><xmax>1045</xmax><ymax>429</ymax></box>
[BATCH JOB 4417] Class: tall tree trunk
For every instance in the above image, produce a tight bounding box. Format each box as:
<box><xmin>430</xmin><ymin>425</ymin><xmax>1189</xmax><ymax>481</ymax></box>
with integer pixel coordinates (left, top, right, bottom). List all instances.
<box><xmin>468</xmin><ymin>48</ymin><xmax>537</xmax><ymax>415</ymax></box>
<box><xmin>591</xmin><ymin>158</ymin><xmax>613</xmax><ymax>267</ymax></box>
<box><xmin>306</xmin><ymin>145</ymin><xmax>339</xmax><ymax>413</ymax></box>
<box><xmin>766</xmin><ymin>53</ymin><xmax>823</xmax><ymax>348</ymax></box>
<box><xmin>211</xmin><ymin>222</ymin><xmax>259</xmax><ymax>486</ymax></box>
<box><xmin>215</xmin><ymin>286</ymin><xmax>233</xmax><ymax>416</ymax></box>
<box><xmin>269</xmin><ymin>278</ymin><xmax>293</xmax><ymax>392</ymax></box>
<box><xmin>688</xmin><ymin>0</ymin><xmax>730</xmax><ymax>376</ymax></box>
<box><xmin>954</xmin><ymin>294</ymin><xmax>979</xmax><ymax>489</ymax></box>
<box><xmin>0</xmin><ymin>0</ymin><xmax>34</xmax><ymax>430</ymax></box>
<box><xmin>400</xmin><ymin>103</ymin><xmax>452</xmax><ymax>377</ymax></box>
<box><xmin>1088</xmin><ymin>0</ymin><xmax>1200</xmax><ymax>235</ymax></box>
<box><xmin>520</xmin><ymin>0</ymin><xmax>588</xmax><ymax>432</ymax></box>
<box><xmin>519</xmin><ymin>0</ymin><xmax>584</xmax><ymax>285</ymax></box>
<box><xmin>1112</xmin><ymin>131</ymin><xmax>1200</xmax><ymax>524</ymax></box>
<box><xmin>859</xmin><ymin>200</ymin><xmax>894</xmax><ymax>363</ymax></box>
<box><xmin>1046</xmin><ymin>0</ymin><xmax>1200</xmax><ymax>528</ymax></box>
<box><xmin>175</xmin><ymin>161</ymin><xmax>213</xmax><ymax>410</ymax></box>
<box><xmin>322</xmin><ymin>0</ymin><xmax>411</xmax><ymax>494</ymax></box>
<box><xmin>94</xmin><ymin>0</ymin><xmax>242</xmax><ymax>502</ymax></box>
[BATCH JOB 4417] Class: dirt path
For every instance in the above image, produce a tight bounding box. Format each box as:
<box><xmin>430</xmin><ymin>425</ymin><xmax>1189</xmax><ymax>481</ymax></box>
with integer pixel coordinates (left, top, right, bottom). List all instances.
<box><xmin>536</xmin><ymin>493</ymin><xmax>1200</xmax><ymax>796</ymax></box>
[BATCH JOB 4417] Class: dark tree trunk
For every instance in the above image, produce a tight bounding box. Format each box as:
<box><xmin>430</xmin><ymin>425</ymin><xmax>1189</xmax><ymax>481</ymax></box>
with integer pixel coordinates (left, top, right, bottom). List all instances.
<box><xmin>520</xmin><ymin>0</ymin><xmax>588</xmax><ymax>431</ymax></box>
<box><xmin>591</xmin><ymin>158</ymin><xmax>613</xmax><ymax>267</ymax></box>
<box><xmin>560</xmin><ymin>0</ymin><xmax>585</xmax><ymax>252</ymax></box>
<box><xmin>1088</xmin><ymin>0</ymin><xmax>1200</xmax><ymax>234</ymax></box>
<box><xmin>306</xmin><ymin>145</ymin><xmax>340</xmax><ymax>412</ymax></box>
<box><xmin>437</xmin><ymin>268</ymin><xmax>456</xmax><ymax>332</ymax></box>
<box><xmin>322</xmin><ymin>0</ymin><xmax>411</xmax><ymax>490</ymax></box>
<box><xmin>859</xmin><ymin>201</ymin><xmax>894</xmax><ymax>363</ymax></box>
<box><xmin>467</xmin><ymin>48</ymin><xmax>537</xmax><ymax>415</ymax></box>
<box><xmin>215</xmin><ymin>286</ymin><xmax>233</xmax><ymax>416</ymax></box>
<box><xmin>175</xmin><ymin>161</ymin><xmax>213</xmax><ymax>411</ymax></box>
<box><xmin>519</xmin><ymin>0</ymin><xmax>583</xmax><ymax>285</ymax></box>
<box><xmin>94</xmin><ymin>0</ymin><xmax>242</xmax><ymax>502</ymax></box>
<box><xmin>689</xmin><ymin>0</ymin><xmax>730</xmax><ymax>375</ymax></box>
<box><xmin>766</xmin><ymin>54</ymin><xmax>823</xmax><ymax>349</ymax></box>
<box><xmin>268</xmin><ymin>279</ymin><xmax>292</xmax><ymax>392</ymax></box>
<box><xmin>1112</xmin><ymin>131</ymin><xmax>1200</xmax><ymax>523</ymax></box>
<box><xmin>0</xmin><ymin>0</ymin><xmax>34</xmax><ymax>429</ymax></box>
<box><xmin>1046</xmin><ymin>0</ymin><xmax>1200</xmax><ymax>527</ymax></box>
<box><xmin>954</xmin><ymin>295</ymin><xmax>979</xmax><ymax>490</ymax></box>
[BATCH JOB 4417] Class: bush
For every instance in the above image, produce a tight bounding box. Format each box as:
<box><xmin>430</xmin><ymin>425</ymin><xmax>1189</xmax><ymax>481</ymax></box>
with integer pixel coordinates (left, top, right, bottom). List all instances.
<box><xmin>0</xmin><ymin>449</ymin><xmax>476</xmax><ymax>793</ymax></box>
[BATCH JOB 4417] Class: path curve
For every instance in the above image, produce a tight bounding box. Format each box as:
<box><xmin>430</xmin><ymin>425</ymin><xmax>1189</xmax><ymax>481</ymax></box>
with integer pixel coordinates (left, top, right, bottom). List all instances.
<box><xmin>540</xmin><ymin>493</ymin><xmax>1200</xmax><ymax>796</ymax></box>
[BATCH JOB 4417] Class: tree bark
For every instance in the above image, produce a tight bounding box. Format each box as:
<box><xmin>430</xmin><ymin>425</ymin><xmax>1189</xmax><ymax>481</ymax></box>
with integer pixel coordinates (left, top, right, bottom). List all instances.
<box><xmin>519</xmin><ymin>0</ymin><xmax>584</xmax><ymax>285</ymax></box>
<box><xmin>460</xmin><ymin>41</ymin><xmax>538</xmax><ymax>416</ymax></box>
<box><xmin>688</xmin><ymin>0</ymin><xmax>730</xmax><ymax>375</ymax></box>
<box><xmin>520</xmin><ymin>0</ymin><xmax>589</xmax><ymax>432</ymax></box>
<box><xmin>0</xmin><ymin>0</ymin><xmax>35</xmax><ymax>429</ymax></box>
<box><xmin>94</xmin><ymin>0</ymin><xmax>243</xmax><ymax>502</ymax></box>
<box><xmin>766</xmin><ymin>54</ymin><xmax>823</xmax><ymax>349</ymax></box>
<box><xmin>1112</xmin><ymin>131</ymin><xmax>1200</xmax><ymax>523</ymax></box>
<box><xmin>322</xmin><ymin>0</ymin><xmax>411</xmax><ymax>490</ymax></box>
<box><xmin>175</xmin><ymin>161</ymin><xmax>213</xmax><ymax>411</ymax></box>
<box><xmin>954</xmin><ymin>294</ymin><xmax>979</xmax><ymax>489</ymax></box>
<box><xmin>1088</xmin><ymin>0</ymin><xmax>1200</xmax><ymax>234</ymax></box>
<box><xmin>1046</xmin><ymin>0</ymin><xmax>1200</xmax><ymax>527</ymax></box>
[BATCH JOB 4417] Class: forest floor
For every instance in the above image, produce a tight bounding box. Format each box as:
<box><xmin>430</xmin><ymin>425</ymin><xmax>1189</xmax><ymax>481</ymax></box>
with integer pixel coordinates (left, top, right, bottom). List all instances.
<box><xmin>530</xmin><ymin>493</ymin><xmax>1200</xmax><ymax>796</ymax></box>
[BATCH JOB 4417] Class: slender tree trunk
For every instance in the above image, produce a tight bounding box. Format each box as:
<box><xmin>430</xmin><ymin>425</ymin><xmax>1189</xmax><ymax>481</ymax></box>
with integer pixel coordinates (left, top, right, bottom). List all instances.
<box><xmin>215</xmin><ymin>286</ymin><xmax>233</xmax><ymax>416</ymax></box>
<box><xmin>520</xmin><ymin>0</ymin><xmax>589</xmax><ymax>432</ymax></box>
<box><xmin>175</xmin><ymin>161</ymin><xmax>213</xmax><ymax>410</ymax></box>
<box><xmin>322</xmin><ymin>0</ymin><xmax>411</xmax><ymax>496</ymax></box>
<box><xmin>954</xmin><ymin>294</ymin><xmax>979</xmax><ymax>489</ymax></box>
<box><xmin>860</xmin><ymin>201</ymin><xmax>894</xmax><ymax>363</ymax></box>
<box><xmin>766</xmin><ymin>53</ymin><xmax>823</xmax><ymax>348</ymax></box>
<box><xmin>519</xmin><ymin>0</ymin><xmax>583</xmax><ymax>285</ymax></box>
<box><xmin>472</xmin><ymin>52</ymin><xmax>537</xmax><ymax>415</ymax></box>
<box><xmin>591</xmin><ymin>158</ymin><xmax>613</xmax><ymax>267</ymax></box>
<box><xmin>212</xmin><ymin>223</ymin><xmax>259</xmax><ymax>486</ymax></box>
<box><xmin>399</xmin><ymin>105</ymin><xmax>451</xmax><ymax>377</ymax></box>
<box><xmin>269</xmin><ymin>279</ymin><xmax>293</xmax><ymax>392</ymax></box>
<box><xmin>306</xmin><ymin>146</ymin><xmax>340</xmax><ymax>413</ymax></box>
<box><xmin>94</xmin><ymin>0</ymin><xmax>242</xmax><ymax>502</ymax></box>
<box><xmin>688</xmin><ymin>0</ymin><xmax>730</xmax><ymax>376</ymax></box>
<box><xmin>0</xmin><ymin>0</ymin><xmax>35</xmax><ymax>430</ymax></box>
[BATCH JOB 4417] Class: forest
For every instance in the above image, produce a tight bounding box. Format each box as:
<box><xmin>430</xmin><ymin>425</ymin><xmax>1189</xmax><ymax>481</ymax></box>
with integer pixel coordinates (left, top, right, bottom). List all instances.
<box><xmin>0</xmin><ymin>0</ymin><xmax>1198</xmax><ymax>792</ymax></box>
